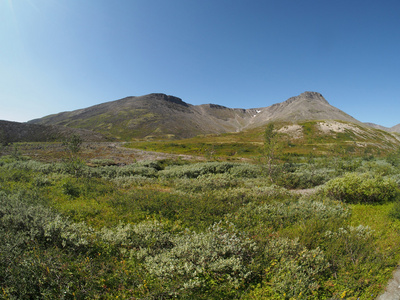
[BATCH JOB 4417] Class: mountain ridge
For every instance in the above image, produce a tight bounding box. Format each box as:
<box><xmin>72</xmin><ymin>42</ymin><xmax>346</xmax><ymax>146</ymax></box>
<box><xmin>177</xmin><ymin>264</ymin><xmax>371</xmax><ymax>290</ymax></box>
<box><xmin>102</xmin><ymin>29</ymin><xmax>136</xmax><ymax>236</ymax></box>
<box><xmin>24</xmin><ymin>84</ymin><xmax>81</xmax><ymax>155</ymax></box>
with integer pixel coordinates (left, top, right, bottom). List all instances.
<box><xmin>28</xmin><ymin>91</ymin><xmax>400</xmax><ymax>140</ymax></box>
<box><xmin>0</xmin><ymin>120</ymin><xmax>108</xmax><ymax>143</ymax></box>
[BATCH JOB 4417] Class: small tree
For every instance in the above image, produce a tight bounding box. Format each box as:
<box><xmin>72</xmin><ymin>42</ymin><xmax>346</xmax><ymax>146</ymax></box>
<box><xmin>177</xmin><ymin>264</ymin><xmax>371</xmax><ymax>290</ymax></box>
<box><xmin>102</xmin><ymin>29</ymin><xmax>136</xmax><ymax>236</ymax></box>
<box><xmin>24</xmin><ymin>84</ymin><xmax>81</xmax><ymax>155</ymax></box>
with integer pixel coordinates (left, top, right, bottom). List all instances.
<box><xmin>264</xmin><ymin>123</ymin><xmax>281</xmax><ymax>181</ymax></box>
<box><xmin>63</xmin><ymin>134</ymin><xmax>82</xmax><ymax>157</ymax></box>
<box><xmin>62</xmin><ymin>134</ymin><xmax>84</xmax><ymax>176</ymax></box>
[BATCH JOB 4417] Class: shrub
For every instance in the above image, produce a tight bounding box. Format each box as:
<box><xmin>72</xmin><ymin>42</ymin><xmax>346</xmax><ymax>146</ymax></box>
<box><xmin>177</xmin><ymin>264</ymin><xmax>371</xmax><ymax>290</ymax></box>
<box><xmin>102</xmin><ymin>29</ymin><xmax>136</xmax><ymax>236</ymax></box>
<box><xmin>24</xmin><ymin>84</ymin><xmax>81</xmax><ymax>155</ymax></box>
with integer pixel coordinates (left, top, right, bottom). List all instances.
<box><xmin>322</xmin><ymin>224</ymin><xmax>378</xmax><ymax>295</ymax></box>
<box><xmin>276</xmin><ymin>167</ymin><xmax>336</xmax><ymax>189</ymax></box>
<box><xmin>61</xmin><ymin>180</ymin><xmax>81</xmax><ymax>198</ymax></box>
<box><xmin>139</xmin><ymin>222</ymin><xmax>256</xmax><ymax>298</ymax></box>
<box><xmin>111</xmin><ymin>175</ymin><xmax>157</xmax><ymax>187</ymax></box>
<box><xmin>89</xmin><ymin>158</ymin><xmax>116</xmax><ymax>166</ymax></box>
<box><xmin>323</xmin><ymin>172</ymin><xmax>399</xmax><ymax>203</ymax></box>
<box><xmin>116</xmin><ymin>165</ymin><xmax>157</xmax><ymax>178</ymax></box>
<box><xmin>228</xmin><ymin>164</ymin><xmax>263</xmax><ymax>178</ymax></box>
<box><xmin>0</xmin><ymin>193</ymin><xmax>94</xmax><ymax>251</ymax></box>
<box><xmin>358</xmin><ymin>159</ymin><xmax>397</xmax><ymax>176</ymax></box>
<box><xmin>264</xmin><ymin>237</ymin><xmax>330</xmax><ymax>299</ymax></box>
<box><xmin>389</xmin><ymin>200</ymin><xmax>400</xmax><ymax>220</ymax></box>
<box><xmin>100</xmin><ymin>220</ymin><xmax>173</xmax><ymax>256</ymax></box>
<box><xmin>175</xmin><ymin>174</ymin><xmax>239</xmax><ymax>193</ymax></box>
<box><xmin>160</xmin><ymin>161</ymin><xmax>236</xmax><ymax>179</ymax></box>
<box><xmin>230</xmin><ymin>198</ymin><xmax>349</xmax><ymax>232</ymax></box>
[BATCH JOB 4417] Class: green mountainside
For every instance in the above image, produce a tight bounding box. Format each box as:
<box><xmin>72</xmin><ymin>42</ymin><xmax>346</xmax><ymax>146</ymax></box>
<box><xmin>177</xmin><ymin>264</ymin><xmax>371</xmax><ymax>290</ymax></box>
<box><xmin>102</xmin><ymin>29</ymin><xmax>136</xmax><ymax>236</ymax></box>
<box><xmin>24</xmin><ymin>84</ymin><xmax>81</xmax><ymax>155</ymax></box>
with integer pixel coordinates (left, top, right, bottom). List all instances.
<box><xmin>126</xmin><ymin>120</ymin><xmax>400</xmax><ymax>158</ymax></box>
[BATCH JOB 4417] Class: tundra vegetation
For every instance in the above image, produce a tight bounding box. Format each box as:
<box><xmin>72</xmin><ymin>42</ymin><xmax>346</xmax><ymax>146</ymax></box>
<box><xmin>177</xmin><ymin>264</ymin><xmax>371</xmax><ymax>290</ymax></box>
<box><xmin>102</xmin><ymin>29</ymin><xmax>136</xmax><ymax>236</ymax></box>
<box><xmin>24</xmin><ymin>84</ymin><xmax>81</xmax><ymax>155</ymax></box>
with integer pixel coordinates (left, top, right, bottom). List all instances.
<box><xmin>1</xmin><ymin>133</ymin><xmax>400</xmax><ymax>299</ymax></box>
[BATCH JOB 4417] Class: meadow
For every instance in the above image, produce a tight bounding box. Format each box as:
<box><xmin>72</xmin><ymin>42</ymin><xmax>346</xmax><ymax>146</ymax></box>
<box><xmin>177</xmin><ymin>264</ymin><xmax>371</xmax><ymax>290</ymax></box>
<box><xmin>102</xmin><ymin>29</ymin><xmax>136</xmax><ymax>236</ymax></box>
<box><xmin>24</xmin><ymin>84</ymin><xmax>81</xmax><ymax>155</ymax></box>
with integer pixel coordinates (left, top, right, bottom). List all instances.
<box><xmin>1</xmin><ymin>138</ymin><xmax>400</xmax><ymax>299</ymax></box>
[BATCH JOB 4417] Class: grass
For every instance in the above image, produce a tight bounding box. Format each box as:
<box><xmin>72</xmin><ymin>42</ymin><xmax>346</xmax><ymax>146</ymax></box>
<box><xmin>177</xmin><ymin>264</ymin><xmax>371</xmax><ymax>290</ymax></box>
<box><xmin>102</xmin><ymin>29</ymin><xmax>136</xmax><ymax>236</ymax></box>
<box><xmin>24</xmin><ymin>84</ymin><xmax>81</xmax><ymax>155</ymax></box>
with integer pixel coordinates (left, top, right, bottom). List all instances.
<box><xmin>2</xmin><ymin>138</ymin><xmax>400</xmax><ymax>298</ymax></box>
<box><xmin>124</xmin><ymin>120</ymin><xmax>398</xmax><ymax>160</ymax></box>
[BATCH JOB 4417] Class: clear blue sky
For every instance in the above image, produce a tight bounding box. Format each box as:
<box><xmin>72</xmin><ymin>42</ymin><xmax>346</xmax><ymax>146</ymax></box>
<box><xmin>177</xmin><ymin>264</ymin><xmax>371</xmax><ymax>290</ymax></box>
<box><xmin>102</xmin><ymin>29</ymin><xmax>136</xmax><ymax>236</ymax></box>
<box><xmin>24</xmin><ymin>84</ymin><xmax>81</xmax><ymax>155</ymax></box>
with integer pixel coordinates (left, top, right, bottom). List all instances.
<box><xmin>1</xmin><ymin>0</ymin><xmax>400</xmax><ymax>127</ymax></box>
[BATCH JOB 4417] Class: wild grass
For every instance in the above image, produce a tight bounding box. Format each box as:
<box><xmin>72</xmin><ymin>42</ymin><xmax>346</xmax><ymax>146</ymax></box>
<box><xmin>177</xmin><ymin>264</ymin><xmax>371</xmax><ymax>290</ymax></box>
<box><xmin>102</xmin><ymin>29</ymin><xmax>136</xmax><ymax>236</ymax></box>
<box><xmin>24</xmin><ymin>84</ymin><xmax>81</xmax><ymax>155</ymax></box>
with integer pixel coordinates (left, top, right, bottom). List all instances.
<box><xmin>125</xmin><ymin>120</ymin><xmax>398</xmax><ymax>159</ymax></box>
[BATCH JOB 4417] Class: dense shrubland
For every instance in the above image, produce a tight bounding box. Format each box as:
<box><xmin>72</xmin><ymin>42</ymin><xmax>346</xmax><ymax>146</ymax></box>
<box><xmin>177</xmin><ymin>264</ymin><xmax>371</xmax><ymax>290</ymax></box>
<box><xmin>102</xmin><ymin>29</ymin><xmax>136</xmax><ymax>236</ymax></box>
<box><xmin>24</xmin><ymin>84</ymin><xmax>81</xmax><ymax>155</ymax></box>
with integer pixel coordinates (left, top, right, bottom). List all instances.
<box><xmin>2</xmin><ymin>151</ymin><xmax>400</xmax><ymax>299</ymax></box>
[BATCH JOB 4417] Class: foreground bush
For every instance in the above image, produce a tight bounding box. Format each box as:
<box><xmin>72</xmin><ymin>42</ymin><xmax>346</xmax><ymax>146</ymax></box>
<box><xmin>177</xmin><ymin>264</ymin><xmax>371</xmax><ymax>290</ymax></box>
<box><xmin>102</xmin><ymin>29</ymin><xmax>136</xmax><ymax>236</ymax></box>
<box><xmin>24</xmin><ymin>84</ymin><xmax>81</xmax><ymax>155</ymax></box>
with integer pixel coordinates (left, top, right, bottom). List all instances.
<box><xmin>324</xmin><ymin>172</ymin><xmax>399</xmax><ymax>203</ymax></box>
<box><xmin>1</xmin><ymin>156</ymin><xmax>400</xmax><ymax>299</ymax></box>
<box><xmin>265</xmin><ymin>237</ymin><xmax>329</xmax><ymax>298</ymax></box>
<box><xmin>230</xmin><ymin>198</ymin><xmax>349</xmax><ymax>233</ymax></box>
<box><xmin>137</xmin><ymin>222</ymin><xmax>257</xmax><ymax>298</ymax></box>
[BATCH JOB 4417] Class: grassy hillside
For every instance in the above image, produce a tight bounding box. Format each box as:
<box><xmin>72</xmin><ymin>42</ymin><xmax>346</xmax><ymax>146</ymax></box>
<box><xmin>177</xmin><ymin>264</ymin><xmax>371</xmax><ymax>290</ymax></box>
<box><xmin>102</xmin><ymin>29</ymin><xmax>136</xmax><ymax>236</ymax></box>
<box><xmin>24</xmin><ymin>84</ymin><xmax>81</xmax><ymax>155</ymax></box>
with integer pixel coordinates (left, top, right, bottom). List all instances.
<box><xmin>125</xmin><ymin>120</ymin><xmax>400</xmax><ymax>159</ymax></box>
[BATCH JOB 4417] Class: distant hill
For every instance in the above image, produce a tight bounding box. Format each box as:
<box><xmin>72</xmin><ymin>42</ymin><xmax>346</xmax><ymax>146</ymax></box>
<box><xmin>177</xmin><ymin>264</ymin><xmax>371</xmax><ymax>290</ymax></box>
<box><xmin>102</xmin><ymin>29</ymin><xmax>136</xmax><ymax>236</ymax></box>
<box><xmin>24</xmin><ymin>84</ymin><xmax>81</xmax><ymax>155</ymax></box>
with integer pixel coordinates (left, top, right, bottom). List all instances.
<box><xmin>0</xmin><ymin>120</ymin><xmax>108</xmax><ymax>144</ymax></box>
<box><xmin>389</xmin><ymin>123</ymin><xmax>400</xmax><ymax>133</ymax></box>
<box><xmin>29</xmin><ymin>91</ymin><xmax>372</xmax><ymax>140</ymax></box>
<box><xmin>363</xmin><ymin>122</ymin><xmax>400</xmax><ymax>133</ymax></box>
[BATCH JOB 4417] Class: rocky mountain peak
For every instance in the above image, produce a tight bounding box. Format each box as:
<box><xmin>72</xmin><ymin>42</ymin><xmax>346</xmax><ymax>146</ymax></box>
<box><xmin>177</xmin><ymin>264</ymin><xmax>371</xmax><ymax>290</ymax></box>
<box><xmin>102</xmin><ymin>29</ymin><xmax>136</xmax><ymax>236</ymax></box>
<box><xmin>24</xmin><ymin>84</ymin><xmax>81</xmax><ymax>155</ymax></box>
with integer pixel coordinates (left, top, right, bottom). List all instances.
<box><xmin>147</xmin><ymin>93</ymin><xmax>189</xmax><ymax>107</ymax></box>
<box><xmin>285</xmin><ymin>91</ymin><xmax>329</xmax><ymax>105</ymax></box>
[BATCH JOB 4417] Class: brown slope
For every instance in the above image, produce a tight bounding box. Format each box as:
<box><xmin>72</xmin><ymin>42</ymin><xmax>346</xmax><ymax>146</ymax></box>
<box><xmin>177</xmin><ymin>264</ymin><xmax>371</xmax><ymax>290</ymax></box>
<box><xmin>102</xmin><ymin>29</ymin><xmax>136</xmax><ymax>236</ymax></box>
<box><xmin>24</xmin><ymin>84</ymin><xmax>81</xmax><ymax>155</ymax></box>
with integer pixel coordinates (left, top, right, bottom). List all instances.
<box><xmin>390</xmin><ymin>124</ymin><xmax>400</xmax><ymax>133</ymax></box>
<box><xmin>29</xmin><ymin>91</ymin><xmax>365</xmax><ymax>140</ymax></box>
<box><xmin>0</xmin><ymin>120</ymin><xmax>108</xmax><ymax>143</ymax></box>
<box><xmin>245</xmin><ymin>91</ymin><xmax>360</xmax><ymax>129</ymax></box>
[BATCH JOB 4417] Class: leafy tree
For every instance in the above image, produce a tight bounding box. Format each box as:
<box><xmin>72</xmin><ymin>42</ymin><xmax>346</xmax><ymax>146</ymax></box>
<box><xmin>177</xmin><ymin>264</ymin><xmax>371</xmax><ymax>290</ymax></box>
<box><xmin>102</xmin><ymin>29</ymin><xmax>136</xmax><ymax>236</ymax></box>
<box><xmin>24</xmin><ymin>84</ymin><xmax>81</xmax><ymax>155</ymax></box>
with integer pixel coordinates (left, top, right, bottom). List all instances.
<box><xmin>263</xmin><ymin>123</ymin><xmax>281</xmax><ymax>181</ymax></box>
<box><xmin>62</xmin><ymin>134</ymin><xmax>84</xmax><ymax>176</ymax></box>
<box><xmin>63</xmin><ymin>134</ymin><xmax>82</xmax><ymax>158</ymax></box>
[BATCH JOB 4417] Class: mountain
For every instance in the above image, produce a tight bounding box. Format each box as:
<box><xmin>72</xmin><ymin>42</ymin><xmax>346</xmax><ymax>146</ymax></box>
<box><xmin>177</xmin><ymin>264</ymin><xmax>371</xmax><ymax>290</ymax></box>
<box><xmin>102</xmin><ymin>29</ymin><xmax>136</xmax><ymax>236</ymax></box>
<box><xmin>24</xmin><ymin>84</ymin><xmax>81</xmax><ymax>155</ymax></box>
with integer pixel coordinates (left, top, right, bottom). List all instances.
<box><xmin>362</xmin><ymin>122</ymin><xmax>400</xmax><ymax>134</ymax></box>
<box><xmin>0</xmin><ymin>120</ymin><xmax>108</xmax><ymax>144</ymax></box>
<box><xmin>244</xmin><ymin>91</ymin><xmax>360</xmax><ymax>128</ymax></box>
<box><xmin>389</xmin><ymin>123</ymin><xmax>400</xmax><ymax>133</ymax></box>
<box><xmin>28</xmin><ymin>92</ymin><xmax>378</xmax><ymax>140</ymax></box>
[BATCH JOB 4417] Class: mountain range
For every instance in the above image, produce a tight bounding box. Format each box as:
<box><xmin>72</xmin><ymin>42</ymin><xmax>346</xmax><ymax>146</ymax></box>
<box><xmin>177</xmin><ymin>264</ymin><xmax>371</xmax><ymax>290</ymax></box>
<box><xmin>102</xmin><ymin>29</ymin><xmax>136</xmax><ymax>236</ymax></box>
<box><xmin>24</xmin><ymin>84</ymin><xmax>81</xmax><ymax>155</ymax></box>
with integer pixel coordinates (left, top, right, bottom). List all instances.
<box><xmin>27</xmin><ymin>91</ymin><xmax>398</xmax><ymax>141</ymax></box>
<box><xmin>1</xmin><ymin>91</ymin><xmax>398</xmax><ymax>146</ymax></box>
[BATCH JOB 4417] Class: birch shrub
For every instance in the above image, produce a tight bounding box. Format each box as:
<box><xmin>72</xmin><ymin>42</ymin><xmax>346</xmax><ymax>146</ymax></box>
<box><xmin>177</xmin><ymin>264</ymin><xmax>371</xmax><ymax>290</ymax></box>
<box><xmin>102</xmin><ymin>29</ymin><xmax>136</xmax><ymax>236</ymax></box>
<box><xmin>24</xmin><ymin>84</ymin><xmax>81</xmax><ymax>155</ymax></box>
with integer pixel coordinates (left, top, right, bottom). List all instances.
<box><xmin>275</xmin><ymin>167</ymin><xmax>336</xmax><ymax>189</ymax></box>
<box><xmin>323</xmin><ymin>172</ymin><xmax>399</xmax><ymax>203</ymax></box>
<box><xmin>230</xmin><ymin>198</ymin><xmax>349</xmax><ymax>233</ymax></box>
<box><xmin>137</xmin><ymin>222</ymin><xmax>257</xmax><ymax>298</ymax></box>
<box><xmin>175</xmin><ymin>173</ymin><xmax>239</xmax><ymax>193</ymax></box>
<box><xmin>0</xmin><ymin>192</ymin><xmax>94</xmax><ymax>251</ymax></box>
<box><xmin>264</xmin><ymin>237</ymin><xmax>329</xmax><ymax>299</ymax></box>
<box><xmin>159</xmin><ymin>161</ymin><xmax>236</xmax><ymax>178</ymax></box>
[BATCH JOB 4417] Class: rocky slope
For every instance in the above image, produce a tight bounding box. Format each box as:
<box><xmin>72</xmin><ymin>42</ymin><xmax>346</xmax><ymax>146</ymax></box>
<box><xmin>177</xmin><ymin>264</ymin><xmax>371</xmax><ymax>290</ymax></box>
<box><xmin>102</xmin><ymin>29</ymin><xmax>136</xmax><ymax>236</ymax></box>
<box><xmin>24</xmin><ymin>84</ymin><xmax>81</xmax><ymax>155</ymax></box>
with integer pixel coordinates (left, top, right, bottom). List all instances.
<box><xmin>0</xmin><ymin>120</ymin><xmax>108</xmax><ymax>143</ymax></box>
<box><xmin>29</xmin><ymin>91</ymin><xmax>371</xmax><ymax>140</ymax></box>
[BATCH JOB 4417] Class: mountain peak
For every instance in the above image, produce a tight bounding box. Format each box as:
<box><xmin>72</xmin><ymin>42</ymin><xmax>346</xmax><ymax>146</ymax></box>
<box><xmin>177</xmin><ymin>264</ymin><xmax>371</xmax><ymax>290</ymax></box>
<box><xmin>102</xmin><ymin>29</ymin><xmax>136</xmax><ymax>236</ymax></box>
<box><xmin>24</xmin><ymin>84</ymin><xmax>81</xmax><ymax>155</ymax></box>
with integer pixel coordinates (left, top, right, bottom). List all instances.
<box><xmin>147</xmin><ymin>93</ymin><xmax>189</xmax><ymax>107</ymax></box>
<box><xmin>286</xmin><ymin>91</ymin><xmax>329</xmax><ymax>105</ymax></box>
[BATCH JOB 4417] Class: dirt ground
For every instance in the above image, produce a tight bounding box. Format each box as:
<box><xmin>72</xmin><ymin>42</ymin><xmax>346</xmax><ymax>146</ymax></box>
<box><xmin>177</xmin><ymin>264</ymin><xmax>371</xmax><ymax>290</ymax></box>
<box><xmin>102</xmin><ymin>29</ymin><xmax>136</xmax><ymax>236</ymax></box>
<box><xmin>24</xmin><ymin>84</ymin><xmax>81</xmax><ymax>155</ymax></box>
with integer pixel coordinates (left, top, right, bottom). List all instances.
<box><xmin>377</xmin><ymin>266</ymin><xmax>400</xmax><ymax>300</ymax></box>
<box><xmin>12</xmin><ymin>142</ymin><xmax>205</xmax><ymax>164</ymax></box>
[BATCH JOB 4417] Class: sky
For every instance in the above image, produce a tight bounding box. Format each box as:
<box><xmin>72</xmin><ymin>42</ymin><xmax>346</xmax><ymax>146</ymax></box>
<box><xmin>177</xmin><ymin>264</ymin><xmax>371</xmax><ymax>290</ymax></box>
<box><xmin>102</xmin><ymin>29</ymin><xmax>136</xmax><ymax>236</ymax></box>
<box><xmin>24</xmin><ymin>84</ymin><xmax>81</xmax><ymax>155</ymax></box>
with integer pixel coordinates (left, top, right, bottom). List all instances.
<box><xmin>1</xmin><ymin>0</ymin><xmax>400</xmax><ymax>127</ymax></box>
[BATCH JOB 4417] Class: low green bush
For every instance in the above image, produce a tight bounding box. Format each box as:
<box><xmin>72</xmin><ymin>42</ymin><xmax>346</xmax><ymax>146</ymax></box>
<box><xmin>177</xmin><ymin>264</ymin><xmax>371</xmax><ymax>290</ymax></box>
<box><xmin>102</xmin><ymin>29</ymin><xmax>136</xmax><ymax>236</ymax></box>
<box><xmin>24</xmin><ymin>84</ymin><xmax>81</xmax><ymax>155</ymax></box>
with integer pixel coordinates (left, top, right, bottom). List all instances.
<box><xmin>275</xmin><ymin>168</ymin><xmax>336</xmax><ymax>189</ymax></box>
<box><xmin>0</xmin><ymin>193</ymin><xmax>94</xmax><ymax>251</ymax></box>
<box><xmin>230</xmin><ymin>198</ymin><xmax>349</xmax><ymax>233</ymax></box>
<box><xmin>389</xmin><ymin>200</ymin><xmax>400</xmax><ymax>220</ymax></box>
<box><xmin>264</xmin><ymin>237</ymin><xmax>330</xmax><ymax>299</ymax></box>
<box><xmin>324</xmin><ymin>172</ymin><xmax>399</xmax><ymax>203</ymax></box>
<box><xmin>175</xmin><ymin>174</ymin><xmax>239</xmax><ymax>193</ymax></box>
<box><xmin>358</xmin><ymin>159</ymin><xmax>397</xmax><ymax>176</ymax></box>
<box><xmin>138</xmin><ymin>222</ymin><xmax>256</xmax><ymax>298</ymax></box>
<box><xmin>228</xmin><ymin>163</ymin><xmax>263</xmax><ymax>178</ymax></box>
<box><xmin>160</xmin><ymin>161</ymin><xmax>236</xmax><ymax>178</ymax></box>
